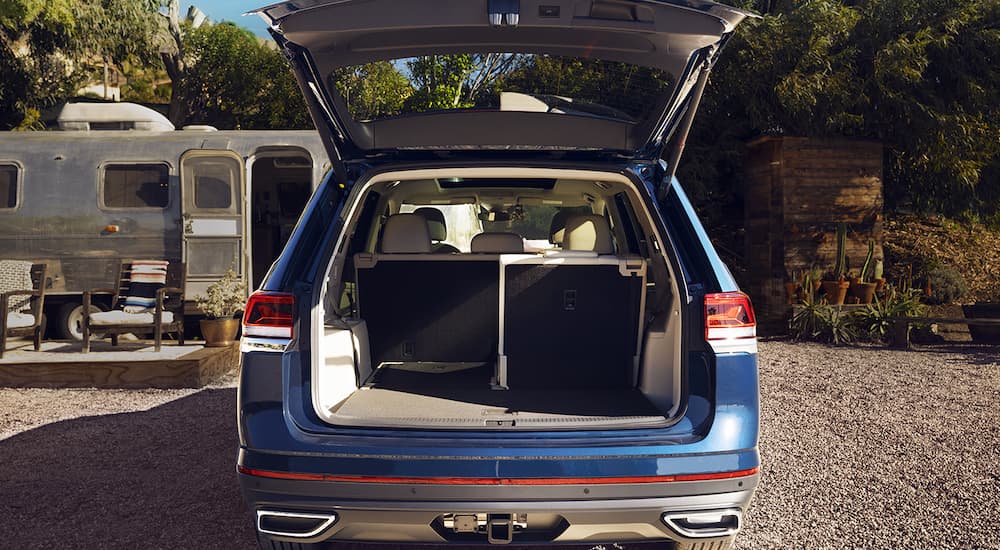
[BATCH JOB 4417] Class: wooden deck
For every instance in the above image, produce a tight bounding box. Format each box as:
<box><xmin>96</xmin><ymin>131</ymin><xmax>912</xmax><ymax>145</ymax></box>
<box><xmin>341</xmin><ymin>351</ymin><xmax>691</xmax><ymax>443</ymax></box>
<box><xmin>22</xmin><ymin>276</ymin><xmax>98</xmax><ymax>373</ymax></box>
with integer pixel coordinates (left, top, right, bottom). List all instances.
<box><xmin>0</xmin><ymin>339</ymin><xmax>239</xmax><ymax>389</ymax></box>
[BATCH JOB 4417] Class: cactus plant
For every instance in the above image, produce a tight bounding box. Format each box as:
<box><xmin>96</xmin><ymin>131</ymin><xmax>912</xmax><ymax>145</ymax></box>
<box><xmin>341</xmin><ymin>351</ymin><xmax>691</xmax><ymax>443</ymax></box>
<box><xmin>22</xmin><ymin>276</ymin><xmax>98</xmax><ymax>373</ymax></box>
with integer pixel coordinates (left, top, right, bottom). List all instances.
<box><xmin>860</xmin><ymin>240</ymin><xmax>875</xmax><ymax>282</ymax></box>
<box><xmin>873</xmin><ymin>258</ymin><xmax>884</xmax><ymax>280</ymax></box>
<box><xmin>833</xmin><ymin>222</ymin><xmax>847</xmax><ymax>281</ymax></box>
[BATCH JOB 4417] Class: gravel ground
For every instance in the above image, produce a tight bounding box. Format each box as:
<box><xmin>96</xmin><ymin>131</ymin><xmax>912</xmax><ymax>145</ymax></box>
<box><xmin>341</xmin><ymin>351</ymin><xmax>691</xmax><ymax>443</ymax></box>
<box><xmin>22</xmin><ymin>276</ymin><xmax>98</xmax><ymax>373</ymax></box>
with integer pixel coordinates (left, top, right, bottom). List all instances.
<box><xmin>0</xmin><ymin>342</ymin><xmax>997</xmax><ymax>549</ymax></box>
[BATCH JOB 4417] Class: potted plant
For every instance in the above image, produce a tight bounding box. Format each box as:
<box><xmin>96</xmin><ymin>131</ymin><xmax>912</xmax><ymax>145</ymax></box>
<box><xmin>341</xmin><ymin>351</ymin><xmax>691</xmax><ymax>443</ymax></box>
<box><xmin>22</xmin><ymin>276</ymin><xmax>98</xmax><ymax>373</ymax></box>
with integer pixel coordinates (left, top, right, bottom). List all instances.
<box><xmin>195</xmin><ymin>269</ymin><xmax>246</xmax><ymax>347</ymax></box>
<box><xmin>873</xmin><ymin>259</ymin><xmax>886</xmax><ymax>292</ymax></box>
<box><xmin>821</xmin><ymin>223</ymin><xmax>850</xmax><ymax>305</ymax></box>
<box><xmin>785</xmin><ymin>269</ymin><xmax>802</xmax><ymax>305</ymax></box>
<box><xmin>850</xmin><ymin>239</ymin><xmax>878</xmax><ymax>304</ymax></box>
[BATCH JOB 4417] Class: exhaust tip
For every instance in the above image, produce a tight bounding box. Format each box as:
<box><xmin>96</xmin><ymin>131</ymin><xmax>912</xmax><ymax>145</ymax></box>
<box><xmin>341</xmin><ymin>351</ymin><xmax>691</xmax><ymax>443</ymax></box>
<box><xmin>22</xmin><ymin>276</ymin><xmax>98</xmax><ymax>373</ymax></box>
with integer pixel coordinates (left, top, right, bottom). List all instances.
<box><xmin>662</xmin><ymin>508</ymin><xmax>741</xmax><ymax>539</ymax></box>
<box><xmin>257</xmin><ymin>510</ymin><xmax>337</xmax><ymax>539</ymax></box>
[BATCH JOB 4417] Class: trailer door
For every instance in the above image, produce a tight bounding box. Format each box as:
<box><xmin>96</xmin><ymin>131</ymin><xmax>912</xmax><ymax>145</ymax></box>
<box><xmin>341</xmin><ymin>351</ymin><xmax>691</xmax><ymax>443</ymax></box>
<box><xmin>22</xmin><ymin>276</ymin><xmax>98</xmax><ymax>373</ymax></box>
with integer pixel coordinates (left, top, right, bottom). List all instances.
<box><xmin>180</xmin><ymin>150</ymin><xmax>247</xmax><ymax>301</ymax></box>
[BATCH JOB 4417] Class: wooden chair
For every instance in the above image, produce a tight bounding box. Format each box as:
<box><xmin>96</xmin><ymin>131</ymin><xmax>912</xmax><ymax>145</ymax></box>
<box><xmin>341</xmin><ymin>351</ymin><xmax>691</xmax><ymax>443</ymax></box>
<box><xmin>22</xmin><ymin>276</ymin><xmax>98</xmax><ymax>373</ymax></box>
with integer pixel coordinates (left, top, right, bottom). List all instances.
<box><xmin>82</xmin><ymin>260</ymin><xmax>185</xmax><ymax>353</ymax></box>
<box><xmin>0</xmin><ymin>262</ymin><xmax>47</xmax><ymax>359</ymax></box>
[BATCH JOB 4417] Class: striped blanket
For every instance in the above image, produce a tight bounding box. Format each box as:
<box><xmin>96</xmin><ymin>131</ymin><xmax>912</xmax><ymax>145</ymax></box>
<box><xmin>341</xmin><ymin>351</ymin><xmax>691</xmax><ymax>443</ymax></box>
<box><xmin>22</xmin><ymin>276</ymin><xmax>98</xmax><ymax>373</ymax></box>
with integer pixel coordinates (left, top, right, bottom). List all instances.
<box><xmin>123</xmin><ymin>260</ymin><xmax>168</xmax><ymax>312</ymax></box>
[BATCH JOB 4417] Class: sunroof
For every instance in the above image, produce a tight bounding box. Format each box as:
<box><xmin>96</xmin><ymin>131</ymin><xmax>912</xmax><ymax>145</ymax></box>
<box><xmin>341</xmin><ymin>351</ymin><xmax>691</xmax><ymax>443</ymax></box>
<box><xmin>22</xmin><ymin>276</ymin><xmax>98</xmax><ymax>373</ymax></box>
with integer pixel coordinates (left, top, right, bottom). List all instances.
<box><xmin>437</xmin><ymin>178</ymin><xmax>557</xmax><ymax>189</ymax></box>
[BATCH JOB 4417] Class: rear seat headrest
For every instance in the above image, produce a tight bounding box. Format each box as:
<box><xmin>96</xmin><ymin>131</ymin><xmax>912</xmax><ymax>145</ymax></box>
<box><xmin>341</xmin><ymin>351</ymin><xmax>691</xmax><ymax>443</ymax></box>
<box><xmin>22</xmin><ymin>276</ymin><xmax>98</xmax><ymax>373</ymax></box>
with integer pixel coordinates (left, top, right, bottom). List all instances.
<box><xmin>413</xmin><ymin>207</ymin><xmax>448</xmax><ymax>242</ymax></box>
<box><xmin>471</xmin><ymin>232</ymin><xmax>524</xmax><ymax>253</ymax></box>
<box><xmin>563</xmin><ymin>214</ymin><xmax>614</xmax><ymax>254</ymax></box>
<box><xmin>381</xmin><ymin>213</ymin><xmax>432</xmax><ymax>253</ymax></box>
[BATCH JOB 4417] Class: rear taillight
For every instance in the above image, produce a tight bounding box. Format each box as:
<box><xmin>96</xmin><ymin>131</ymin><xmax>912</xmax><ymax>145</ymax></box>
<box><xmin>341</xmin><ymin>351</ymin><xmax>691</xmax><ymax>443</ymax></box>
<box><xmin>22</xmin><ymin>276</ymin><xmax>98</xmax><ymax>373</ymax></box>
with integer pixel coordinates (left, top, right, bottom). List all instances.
<box><xmin>243</xmin><ymin>291</ymin><xmax>295</xmax><ymax>339</ymax></box>
<box><xmin>704</xmin><ymin>292</ymin><xmax>756</xmax><ymax>341</ymax></box>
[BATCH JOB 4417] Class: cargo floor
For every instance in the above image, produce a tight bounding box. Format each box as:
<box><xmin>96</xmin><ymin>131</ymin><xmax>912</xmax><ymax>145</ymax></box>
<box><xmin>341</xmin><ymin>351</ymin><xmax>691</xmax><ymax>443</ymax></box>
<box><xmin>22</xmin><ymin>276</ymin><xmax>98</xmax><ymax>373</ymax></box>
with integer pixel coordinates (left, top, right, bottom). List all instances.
<box><xmin>328</xmin><ymin>364</ymin><xmax>667</xmax><ymax>429</ymax></box>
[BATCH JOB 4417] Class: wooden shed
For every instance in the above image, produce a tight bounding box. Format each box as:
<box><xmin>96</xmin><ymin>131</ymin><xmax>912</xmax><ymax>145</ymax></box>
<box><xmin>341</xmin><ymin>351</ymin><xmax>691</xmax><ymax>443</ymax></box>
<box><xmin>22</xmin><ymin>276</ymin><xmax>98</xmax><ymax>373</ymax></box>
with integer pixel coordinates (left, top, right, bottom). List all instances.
<box><xmin>744</xmin><ymin>136</ymin><xmax>884</xmax><ymax>324</ymax></box>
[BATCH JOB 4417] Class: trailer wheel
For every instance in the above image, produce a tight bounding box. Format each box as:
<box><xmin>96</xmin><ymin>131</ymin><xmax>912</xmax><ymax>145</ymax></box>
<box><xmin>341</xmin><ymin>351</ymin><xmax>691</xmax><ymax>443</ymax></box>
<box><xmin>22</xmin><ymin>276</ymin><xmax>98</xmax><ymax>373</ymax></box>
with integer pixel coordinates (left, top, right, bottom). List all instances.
<box><xmin>56</xmin><ymin>301</ymin><xmax>107</xmax><ymax>341</ymax></box>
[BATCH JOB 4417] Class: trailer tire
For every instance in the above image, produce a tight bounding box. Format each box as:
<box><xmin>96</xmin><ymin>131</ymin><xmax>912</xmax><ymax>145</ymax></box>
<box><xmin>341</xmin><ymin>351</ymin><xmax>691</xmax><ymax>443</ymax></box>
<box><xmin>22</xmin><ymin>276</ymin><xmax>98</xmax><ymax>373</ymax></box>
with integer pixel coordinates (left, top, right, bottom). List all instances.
<box><xmin>56</xmin><ymin>301</ymin><xmax>107</xmax><ymax>341</ymax></box>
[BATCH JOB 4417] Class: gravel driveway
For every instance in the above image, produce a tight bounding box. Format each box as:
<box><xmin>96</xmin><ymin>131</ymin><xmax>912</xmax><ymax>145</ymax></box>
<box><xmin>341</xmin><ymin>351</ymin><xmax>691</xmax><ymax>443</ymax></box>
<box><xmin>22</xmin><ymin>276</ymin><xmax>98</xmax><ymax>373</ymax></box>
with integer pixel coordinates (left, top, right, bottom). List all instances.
<box><xmin>0</xmin><ymin>342</ymin><xmax>997</xmax><ymax>549</ymax></box>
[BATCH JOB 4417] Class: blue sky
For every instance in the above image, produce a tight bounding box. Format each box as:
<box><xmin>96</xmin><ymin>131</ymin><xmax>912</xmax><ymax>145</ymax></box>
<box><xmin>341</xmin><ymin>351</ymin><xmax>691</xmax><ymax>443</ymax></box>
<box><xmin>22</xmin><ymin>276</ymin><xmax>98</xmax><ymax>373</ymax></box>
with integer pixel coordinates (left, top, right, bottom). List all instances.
<box><xmin>193</xmin><ymin>1</ymin><xmax>270</xmax><ymax>37</ymax></box>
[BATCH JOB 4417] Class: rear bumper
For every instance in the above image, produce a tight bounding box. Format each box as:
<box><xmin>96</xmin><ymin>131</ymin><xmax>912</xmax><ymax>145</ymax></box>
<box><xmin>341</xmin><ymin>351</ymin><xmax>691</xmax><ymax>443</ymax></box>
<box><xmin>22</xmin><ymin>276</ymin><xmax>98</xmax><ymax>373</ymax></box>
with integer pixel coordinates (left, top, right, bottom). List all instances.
<box><xmin>239</xmin><ymin>468</ymin><xmax>758</xmax><ymax>546</ymax></box>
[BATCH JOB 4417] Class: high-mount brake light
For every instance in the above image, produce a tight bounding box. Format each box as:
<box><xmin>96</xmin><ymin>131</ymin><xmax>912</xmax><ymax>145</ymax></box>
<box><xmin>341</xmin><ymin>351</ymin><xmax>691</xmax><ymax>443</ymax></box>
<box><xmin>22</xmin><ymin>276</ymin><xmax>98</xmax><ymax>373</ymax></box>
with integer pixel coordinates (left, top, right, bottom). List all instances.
<box><xmin>704</xmin><ymin>292</ymin><xmax>756</xmax><ymax>341</ymax></box>
<box><xmin>243</xmin><ymin>291</ymin><xmax>295</xmax><ymax>339</ymax></box>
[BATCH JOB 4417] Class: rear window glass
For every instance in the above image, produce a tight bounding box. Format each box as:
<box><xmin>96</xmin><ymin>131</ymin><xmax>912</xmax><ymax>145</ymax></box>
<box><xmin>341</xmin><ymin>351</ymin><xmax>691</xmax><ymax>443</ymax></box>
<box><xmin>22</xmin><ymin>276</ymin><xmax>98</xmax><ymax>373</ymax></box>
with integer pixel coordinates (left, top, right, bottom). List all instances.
<box><xmin>330</xmin><ymin>54</ymin><xmax>674</xmax><ymax>124</ymax></box>
<box><xmin>481</xmin><ymin>205</ymin><xmax>591</xmax><ymax>241</ymax></box>
<box><xmin>103</xmin><ymin>164</ymin><xmax>170</xmax><ymax>208</ymax></box>
<box><xmin>0</xmin><ymin>164</ymin><xmax>18</xmax><ymax>208</ymax></box>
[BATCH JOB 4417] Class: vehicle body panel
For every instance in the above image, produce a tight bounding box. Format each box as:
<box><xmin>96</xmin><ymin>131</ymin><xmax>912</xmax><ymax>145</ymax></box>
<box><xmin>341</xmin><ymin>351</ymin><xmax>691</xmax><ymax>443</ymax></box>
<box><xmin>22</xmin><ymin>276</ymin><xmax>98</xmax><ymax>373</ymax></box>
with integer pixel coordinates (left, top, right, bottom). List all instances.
<box><xmin>253</xmin><ymin>0</ymin><xmax>753</xmax><ymax>163</ymax></box>
<box><xmin>239</xmin><ymin>1</ymin><xmax>759</xmax><ymax>546</ymax></box>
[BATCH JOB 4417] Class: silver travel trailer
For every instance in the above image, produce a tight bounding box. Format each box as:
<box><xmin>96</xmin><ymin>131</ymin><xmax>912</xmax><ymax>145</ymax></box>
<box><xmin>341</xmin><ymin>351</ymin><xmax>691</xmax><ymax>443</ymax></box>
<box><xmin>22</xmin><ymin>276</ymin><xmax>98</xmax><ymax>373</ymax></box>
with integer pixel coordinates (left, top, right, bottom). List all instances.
<box><xmin>0</xmin><ymin>117</ymin><xmax>329</xmax><ymax>340</ymax></box>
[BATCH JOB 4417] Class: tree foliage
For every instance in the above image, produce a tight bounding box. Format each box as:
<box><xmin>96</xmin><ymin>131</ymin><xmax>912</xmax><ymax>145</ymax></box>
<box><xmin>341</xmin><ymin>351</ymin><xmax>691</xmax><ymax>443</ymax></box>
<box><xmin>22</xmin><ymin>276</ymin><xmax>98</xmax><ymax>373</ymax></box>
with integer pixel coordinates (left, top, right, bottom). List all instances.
<box><xmin>683</xmin><ymin>0</ymin><xmax>1000</xmax><ymax>222</ymax></box>
<box><xmin>332</xmin><ymin>61</ymin><xmax>413</xmax><ymax>120</ymax></box>
<box><xmin>179</xmin><ymin>22</ymin><xmax>311</xmax><ymax>129</ymax></box>
<box><xmin>0</xmin><ymin>0</ymin><xmax>82</xmax><ymax>129</ymax></box>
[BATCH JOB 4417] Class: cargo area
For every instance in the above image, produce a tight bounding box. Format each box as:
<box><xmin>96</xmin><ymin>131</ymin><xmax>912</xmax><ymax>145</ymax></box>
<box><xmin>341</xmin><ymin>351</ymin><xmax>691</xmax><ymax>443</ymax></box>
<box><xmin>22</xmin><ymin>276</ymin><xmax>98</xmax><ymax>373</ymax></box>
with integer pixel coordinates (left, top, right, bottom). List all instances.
<box><xmin>314</xmin><ymin>170</ymin><xmax>684</xmax><ymax>430</ymax></box>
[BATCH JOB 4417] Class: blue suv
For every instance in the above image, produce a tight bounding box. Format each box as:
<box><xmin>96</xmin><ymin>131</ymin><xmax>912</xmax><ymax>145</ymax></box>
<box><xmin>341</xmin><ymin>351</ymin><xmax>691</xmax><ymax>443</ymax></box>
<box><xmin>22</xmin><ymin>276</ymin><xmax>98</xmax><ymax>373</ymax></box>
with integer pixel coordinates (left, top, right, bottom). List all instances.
<box><xmin>238</xmin><ymin>1</ymin><xmax>759</xmax><ymax>548</ymax></box>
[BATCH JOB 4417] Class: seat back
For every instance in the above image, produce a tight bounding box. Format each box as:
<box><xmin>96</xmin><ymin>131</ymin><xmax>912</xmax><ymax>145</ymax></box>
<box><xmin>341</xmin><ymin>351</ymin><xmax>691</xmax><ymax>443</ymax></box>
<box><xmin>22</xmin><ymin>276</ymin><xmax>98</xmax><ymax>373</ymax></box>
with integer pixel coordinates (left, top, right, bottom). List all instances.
<box><xmin>471</xmin><ymin>232</ymin><xmax>524</xmax><ymax>253</ymax></box>
<box><xmin>499</xmin><ymin>253</ymin><xmax>645</xmax><ymax>389</ymax></box>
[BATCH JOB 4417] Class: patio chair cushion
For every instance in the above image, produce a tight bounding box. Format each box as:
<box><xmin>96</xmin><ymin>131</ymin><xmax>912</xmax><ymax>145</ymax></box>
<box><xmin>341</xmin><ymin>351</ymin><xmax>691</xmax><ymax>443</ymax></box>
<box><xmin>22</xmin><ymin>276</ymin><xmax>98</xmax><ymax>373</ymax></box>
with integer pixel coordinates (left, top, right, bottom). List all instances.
<box><xmin>5</xmin><ymin>311</ymin><xmax>34</xmax><ymax>329</ymax></box>
<box><xmin>90</xmin><ymin>310</ymin><xmax>174</xmax><ymax>326</ymax></box>
<box><xmin>123</xmin><ymin>260</ymin><xmax>168</xmax><ymax>312</ymax></box>
<box><xmin>0</xmin><ymin>260</ymin><xmax>34</xmax><ymax>312</ymax></box>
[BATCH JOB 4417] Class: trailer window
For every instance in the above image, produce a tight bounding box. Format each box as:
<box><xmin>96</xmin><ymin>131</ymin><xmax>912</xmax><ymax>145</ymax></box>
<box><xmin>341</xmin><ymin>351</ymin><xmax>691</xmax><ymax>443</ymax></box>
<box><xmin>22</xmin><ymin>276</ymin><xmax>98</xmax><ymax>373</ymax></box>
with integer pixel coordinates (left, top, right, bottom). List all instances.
<box><xmin>0</xmin><ymin>164</ymin><xmax>18</xmax><ymax>209</ymax></box>
<box><xmin>102</xmin><ymin>164</ymin><xmax>170</xmax><ymax>208</ymax></box>
<box><xmin>183</xmin><ymin>155</ymin><xmax>240</xmax><ymax>212</ymax></box>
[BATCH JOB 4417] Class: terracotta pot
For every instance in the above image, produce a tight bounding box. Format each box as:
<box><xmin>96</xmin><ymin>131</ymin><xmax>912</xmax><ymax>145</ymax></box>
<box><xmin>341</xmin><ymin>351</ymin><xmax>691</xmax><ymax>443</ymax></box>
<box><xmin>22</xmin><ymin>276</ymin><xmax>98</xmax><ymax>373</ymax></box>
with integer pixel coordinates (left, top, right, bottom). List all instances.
<box><xmin>874</xmin><ymin>278</ymin><xmax>887</xmax><ymax>292</ymax></box>
<box><xmin>851</xmin><ymin>281</ymin><xmax>878</xmax><ymax>304</ymax></box>
<box><xmin>200</xmin><ymin>318</ymin><xmax>240</xmax><ymax>347</ymax></box>
<box><xmin>784</xmin><ymin>282</ymin><xmax>801</xmax><ymax>305</ymax></box>
<box><xmin>821</xmin><ymin>280</ymin><xmax>850</xmax><ymax>305</ymax></box>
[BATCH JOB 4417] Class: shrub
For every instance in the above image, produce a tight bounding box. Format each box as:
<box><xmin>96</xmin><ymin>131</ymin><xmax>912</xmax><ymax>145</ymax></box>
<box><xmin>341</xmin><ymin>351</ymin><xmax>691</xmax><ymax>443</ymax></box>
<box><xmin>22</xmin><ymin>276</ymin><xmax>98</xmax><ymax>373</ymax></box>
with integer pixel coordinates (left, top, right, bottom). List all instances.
<box><xmin>789</xmin><ymin>300</ymin><xmax>858</xmax><ymax>345</ymax></box>
<box><xmin>855</xmin><ymin>285</ymin><xmax>927</xmax><ymax>343</ymax></box>
<box><xmin>920</xmin><ymin>264</ymin><xmax>968</xmax><ymax>305</ymax></box>
<box><xmin>195</xmin><ymin>269</ymin><xmax>246</xmax><ymax>319</ymax></box>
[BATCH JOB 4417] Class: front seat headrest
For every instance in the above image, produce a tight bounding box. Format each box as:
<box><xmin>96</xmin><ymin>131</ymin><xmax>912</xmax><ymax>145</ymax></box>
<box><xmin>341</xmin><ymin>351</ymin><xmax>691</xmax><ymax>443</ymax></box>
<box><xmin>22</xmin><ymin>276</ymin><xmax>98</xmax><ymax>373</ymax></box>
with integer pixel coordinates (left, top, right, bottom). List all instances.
<box><xmin>413</xmin><ymin>207</ymin><xmax>448</xmax><ymax>242</ymax></box>
<box><xmin>548</xmin><ymin>209</ymin><xmax>573</xmax><ymax>245</ymax></box>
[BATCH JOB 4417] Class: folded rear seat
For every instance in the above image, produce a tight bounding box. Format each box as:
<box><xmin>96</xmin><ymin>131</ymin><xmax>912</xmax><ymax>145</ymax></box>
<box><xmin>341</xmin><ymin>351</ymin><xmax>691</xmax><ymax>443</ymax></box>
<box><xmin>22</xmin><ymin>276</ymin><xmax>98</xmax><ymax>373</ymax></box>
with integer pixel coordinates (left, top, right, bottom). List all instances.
<box><xmin>499</xmin><ymin>215</ymin><xmax>646</xmax><ymax>389</ymax></box>
<box><xmin>355</xmin><ymin>214</ymin><xmax>500</xmax><ymax>366</ymax></box>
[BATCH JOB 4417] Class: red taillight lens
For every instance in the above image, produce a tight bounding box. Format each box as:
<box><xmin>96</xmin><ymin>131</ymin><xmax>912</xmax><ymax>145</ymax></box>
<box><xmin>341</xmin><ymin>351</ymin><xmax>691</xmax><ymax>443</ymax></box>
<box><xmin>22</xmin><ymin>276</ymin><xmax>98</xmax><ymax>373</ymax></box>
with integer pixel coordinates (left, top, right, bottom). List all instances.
<box><xmin>243</xmin><ymin>291</ymin><xmax>295</xmax><ymax>339</ymax></box>
<box><xmin>704</xmin><ymin>292</ymin><xmax>756</xmax><ymax>341</ymax></box>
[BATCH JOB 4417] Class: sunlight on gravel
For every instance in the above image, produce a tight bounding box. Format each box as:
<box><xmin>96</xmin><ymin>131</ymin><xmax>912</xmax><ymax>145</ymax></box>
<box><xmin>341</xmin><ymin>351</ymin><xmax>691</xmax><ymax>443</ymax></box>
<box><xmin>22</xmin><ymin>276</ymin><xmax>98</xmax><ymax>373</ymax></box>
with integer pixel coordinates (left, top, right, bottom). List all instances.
<box><xmin>0</xmin><ymin>344</ymin><xmax>996</xmax><ymax>549</ymax></box>
<box><xmin>736</xmin><ymin>341</ymin><xmax>1000</xmax><ymax>549</ymax></box>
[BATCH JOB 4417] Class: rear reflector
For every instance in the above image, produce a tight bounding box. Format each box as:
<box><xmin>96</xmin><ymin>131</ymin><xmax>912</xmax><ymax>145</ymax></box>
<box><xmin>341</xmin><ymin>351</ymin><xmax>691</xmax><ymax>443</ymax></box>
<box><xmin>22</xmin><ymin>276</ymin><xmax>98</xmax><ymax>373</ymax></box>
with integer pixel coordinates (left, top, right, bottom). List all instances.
<box><xmin>705</xmin><ymin>292</ymin><xmax>756</xmax><ymax>342</ymax></box>
<box><xmin>243</xmin><ymin>291</ymin><xmax>295</xmax><ymax>339</ymax></box>
<box><xmin>238</xmin><ymin>465</ymin><xmax>759</xmax><ymax>485</ymax></box>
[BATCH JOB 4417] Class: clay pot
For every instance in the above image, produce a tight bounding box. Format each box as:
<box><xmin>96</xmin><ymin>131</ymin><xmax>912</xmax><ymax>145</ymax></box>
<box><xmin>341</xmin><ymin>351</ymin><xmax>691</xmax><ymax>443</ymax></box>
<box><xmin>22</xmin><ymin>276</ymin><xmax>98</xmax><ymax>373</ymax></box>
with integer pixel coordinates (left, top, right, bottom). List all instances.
<box><xmin>785</xmin><ymin>282</ymin><xmax>801</xmax><ymax>305</ymax></box>
<box><xmin>874</xmin><ymin>278</ymin><xmax>887</xmax><ymax>292</ymax></box>
<box><xmin>821</xmin><ymin>280</ymin><xmax>850</xmax><ymax>305</ymax></box>
<box><xmin>200</xmin><ymin>318</ymin><xmax>240</xmax><ymax>347</ymax></box>
<box><xmin>851</xmin><ymin>281</ymin><xmax>878</xmax><ymax>304</ymax></box>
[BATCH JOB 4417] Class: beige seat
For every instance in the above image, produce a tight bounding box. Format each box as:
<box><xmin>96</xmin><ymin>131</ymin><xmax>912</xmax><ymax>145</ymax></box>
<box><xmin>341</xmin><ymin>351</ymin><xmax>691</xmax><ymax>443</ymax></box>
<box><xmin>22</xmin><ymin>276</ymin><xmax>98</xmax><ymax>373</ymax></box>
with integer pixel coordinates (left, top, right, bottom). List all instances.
<box><xmin>559</xmin><ymin>214</ymin><xmax>615</xmax><ymax>255</ymax></box>
<box><xmin>470</xmin><ymin>232</ymin><xmax>524</xmax><ymax>253</ymax></box>
<box><xmin>548</xmin><ymin>209</ymin><xmax>573</xmax><ymax>246</ymax></box>
<box><xmin>380</xmin><ymin>213</ymin><xmax>432</xmax><ymax>253</ymax></box>
<box><xmin>413</xmin><ymin>207</ymin><xmax>460</xmax><ymax>254</ymax></box>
